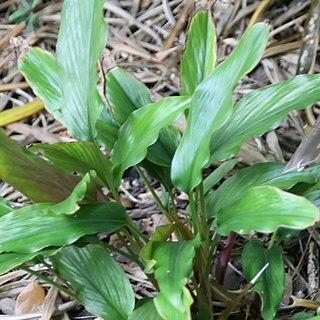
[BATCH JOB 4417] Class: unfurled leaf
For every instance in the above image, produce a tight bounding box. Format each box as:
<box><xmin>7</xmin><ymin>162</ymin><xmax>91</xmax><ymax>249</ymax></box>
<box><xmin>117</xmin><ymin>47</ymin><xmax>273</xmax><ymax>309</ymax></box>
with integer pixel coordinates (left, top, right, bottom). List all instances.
<box><xmin>106</xmin><ymin>67</ymin><xmax>181</xmax><ymax>168</ymax></box>
<box><xmin>15</xmin><ymin>282</ymin><xmax>45</xmax><ymax>315</ymax></box>
<box><xmin>129</xmin><ymin>299</ymin><xmax>162</xmax><ymax>320</ymax></box>
<box><xmin>207</xmin><ymin>162</ymin><xmax>316</xmax><ymax>216</ymax></box>
<box><xmin>0</xmin><ymin>249</ymin><xmax>59</xmax><ymax>275</ymax></box>
<box><xmin>32</xmin><ymin>141</ymin><xmax>114</xmax><ymax>190</ymax></box>
<box><xmin>172</xmin><ymin>23</ymin><xmax>269</xmax><ymax>193</ymax></box>
<box><xmin>242</xmin><ymin>241</ymin><xmax>284</xmax><ymax>320</ymax></box>
<box><xmin>203</xmin><ymin>158</ymin><xmax>239</xmax><ymax>194</ymax></box>
<box><xmin>57</xmin><ymin>0</ymin><xmax>107</xmax><ymax>141</ymax></box>
<box><xmin>52</xmin><ymin>244</ymin><xmax>135</xmax><ymax>319</ymax></box>
<box><xmin>0</xmin><ymin>202</ymin><xmax>126</xmax><ymax>253</ymax></box>
<box><xmin>0</xmin><ymin>196</ymin><xmax>12</xmax><ymax>217</ymax></box>
<box><xmin>18</xmin><ymin>48</ymin><xmax>63</xmax><ymax>121</ymax></box>
<box><xmin>146</xmin><ymin>126</ymin><xmax>181</xmax><ymax>167</ymax></box>
<box><xmin>216</xmin><ymin>186</ymin><xmax>319</xmax><ymax>236</ymax></box>
<box><xmin>210</xmin><ymin>75</ymin><xmax>320</xmax><ymax>162</ymax></box>
<box><xmin>106</xmin><ymin>67</ymin><xmax>152</xmax><ymax>125</ymax></box>
<box><xmin>181</xmin><ymin>10</ymin><xmax>216</xmax><ymax>96</ymax></box>
<box><xmin>47</xmin><ymin>171</ymin><xmax>97</xmax><ymax>215</ymax></box>
<box><xmin>0</xmin><ymin>129</ymin><xmax>78</xmax><ymax>203</ymax></box>
<box><xmin>146</xmin><ymin>239</ymin><xmax>199</xmax><ymax>320</ymax></box>
<box><xmin>112</xmin><ymin>96</ymin><xmax>190</xmax><ymax>186</ymax></box>
<box><xmin>292</xmin><ymin>312</ymin><xmax>320</xmax><ymax>320</ymax></box>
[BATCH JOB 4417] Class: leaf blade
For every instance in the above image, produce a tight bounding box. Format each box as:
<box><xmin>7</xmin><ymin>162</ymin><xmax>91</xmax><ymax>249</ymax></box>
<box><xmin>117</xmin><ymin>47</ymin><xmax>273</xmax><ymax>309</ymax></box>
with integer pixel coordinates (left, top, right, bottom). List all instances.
<box><xmin>180</xmin><ymin>10</ymin><xmax>216</xmax><ymax>95</ymax></box>
<box><xmin>0</xmin><ymin>202</ymin><xmax>126</xmax><ymax>253</ymax></box>
<box><xmin>216</xmin><ymin>186</ymin><xmax>319</xmax><ymax>236</ymax></box>
<box><xmin>242</xmin><ymin>241</ymin><xmax>285</xmax><ymax>320</ymax></box>
<box><xmin>172</xmin><ymin>23</ymin><xmax>269</xmax><ymax>193</ymax></box>
<box><xmin>57</xmin><ymin>0</ymin><xmax>107</xmax><ymax>140</ymax></box>
<box><xmin>210</xmin><ymin>74</ymin><xmax>320</xmax><ymax>161</ymax></box>
<box><xmin>52</xmin><ymin>244</ymin><xmax>135</xmax><ymax>319</ymax></box>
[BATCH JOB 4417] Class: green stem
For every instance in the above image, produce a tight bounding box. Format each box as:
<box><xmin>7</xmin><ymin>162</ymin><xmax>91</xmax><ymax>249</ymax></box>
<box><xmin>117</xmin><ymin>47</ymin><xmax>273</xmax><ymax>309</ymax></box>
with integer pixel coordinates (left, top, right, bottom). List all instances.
<box><xmin>121</xmin><ymin>227</ymin><xmax>142</xmax><ymax>253</ymax></box>
<box><xmin>104</xmin><ymin>243</ymin><xmax>144</xmax><ymax>268</ymax></box>
<box><xmin>136</xmin><ymin>166</ymin><xmax>193</xmax><ymax>240</ymax></box>
<box><xmin>127</xmin><ymin>218</ymin><xmax>147</xmax><ymax>243</ymax></box>
<box><xmin>268</xmin><ymin>231</ymin><xmax>277</xmax><ymax>249</ymax></box>
<box><xmin>19</xmin><ymin>266</ymin><xmax>79</xmax><ymax>302</ymax></box>
<box><xmin>168</xmin><ymin>189</ymin><xmax>178</xmax><ymax>216</ymax></box>
<box><xmin>189</xmin><ymin>192</ymin><xmax>200</xmax><ymax>235</ymax></box>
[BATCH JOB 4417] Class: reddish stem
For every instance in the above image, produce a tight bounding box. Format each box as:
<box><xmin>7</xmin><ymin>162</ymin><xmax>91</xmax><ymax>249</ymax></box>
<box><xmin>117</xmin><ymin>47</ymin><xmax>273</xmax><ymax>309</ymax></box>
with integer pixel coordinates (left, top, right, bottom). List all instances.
<box><xmin>218</xmin><ymin>231</ymin><xmax>235</xmax><ymax>284</ymax></box>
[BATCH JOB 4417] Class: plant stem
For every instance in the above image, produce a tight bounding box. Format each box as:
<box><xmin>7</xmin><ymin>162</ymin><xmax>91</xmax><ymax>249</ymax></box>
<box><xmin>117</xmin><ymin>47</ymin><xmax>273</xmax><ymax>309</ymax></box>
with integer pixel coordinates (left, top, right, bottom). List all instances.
<box><xmin>136</xmin><ymin>165</ymin><xmax>193</xmax><ymax>240</ymax></box>
<box><xmin>19</xmin><ymin>266</ymin><xmax>79</xmax><ymax>302</ymax></box>
<box><xmin>189</xmin><ymin>192</ymin><xmax>200</xmax><ymax>235</ymax></box>
<box><xmin>268</xmin><ymin>231</ymin><xmax>277</xmax><ymax>249</ymax></box>
<box><xmin>104</xmin><ymin>243</ymin><xmax>144</xmax><ymax>268</ymax></box>
<box><xmin>218</xmin><ymin>231</ymin><xmax>235</xmax><ymax>284</ymax></box>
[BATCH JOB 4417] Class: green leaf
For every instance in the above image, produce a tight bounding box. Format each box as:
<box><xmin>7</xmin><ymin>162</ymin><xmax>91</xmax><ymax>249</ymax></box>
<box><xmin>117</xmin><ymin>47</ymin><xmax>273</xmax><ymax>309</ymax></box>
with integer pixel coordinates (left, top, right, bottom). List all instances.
<box><xmin>146</xmin><ymin>126</ymin><xmax>181</xmax><ymax>167</ymax></box>
<box><xmin>0</xmin><ymin>249</ymin><xmax>59</xmax><ymax>275</ymax></box>
<box><xmin>0</xmin><ymin>129</ymin><xmax>79</xmax><ymax>203</ymax></box>
<box><xmin>210</xmin><ymin>74</ymin><xmax>320</xmax><ymax>162</ymax></box>
<box><xmin>112</xmin><ymin>96</ymin><xmax>190</xmax><ymax>186</ymax></box>
<box><xmin>242</xmin><ymin>241</ymin><xmax>284</xmax><ymax>320</ymax></box>
<box><xmin>47</xmin><ymin>171</ymin><xmax>97</xmax><ymax>215</ymax></box>
<box><xmin>106</xmin><ymin>67</ymin><xmax>181</xmax><ymax>167</ymax></box>
<box><xmin>52</xmin><ymin>244</ymin><xmax>135</xmax><ymax>320</ymax></box>
<box><xmin>207</xmin><ymin>162</ymin><xmax>316</xmax><ymax>216</ymax></box>
<box><xmin>293</xmin><ymin>312</ymin><xmax>320</xmax><ymax>320</ymax></box>
<box><xmin>306</xmin><ymin>190</ymin><xmax>320</xmax><ymax>209</ymax></box>
<box><xmin>106</xmin><ymin>67</ymin><xmax>152</xmax><ymax>125</ymax></box>
<box><xmin>18</xmin><ymin>48</ymin><xmax>63</xmax><ymax>121</ymax></box>
<box><xmin>129</xmin><ymin>299</ymin><xmax>162</xmax><ymax>320</ymax></box>
<box><xmin>0</xmin><ymin>196</ymin><xmax>12</xmax><ymax>217</ymax></box>
<box><xmin>203</xmin><ymin>158</ymin><xmax>239</xmax><ymax>194</ymax></box>
<box><xmin>216</xmin><ymin>186</ymin><xmax>319</xmax><ymax>236</ymax></box>
<box><xmin>0</xmin><ymin>202</ymin><xmax>126</xmax><ymax>253</ymax></box>
<box><xmin>172</xmin><ymin>23</ymin><xmax>269</xmax><ymax>193</ymax></box>
<box><xmin>147</xmin><ymin>239</ymin><xmax>199</xmax><ymax>320</ymax></box>
<box><xmin>181</xmin><ymin>10</ymin><xmax>216</xmax><ymax>96</ymax></box>
<box><xmin>57</xmin><ymin>0</ymin><xmax>107</xmax><ymax>141</ymax></box>
<box><xmin>32</xmin><ymin>141</ymin><xmax>114</xmax><ymax>190</ymax></box>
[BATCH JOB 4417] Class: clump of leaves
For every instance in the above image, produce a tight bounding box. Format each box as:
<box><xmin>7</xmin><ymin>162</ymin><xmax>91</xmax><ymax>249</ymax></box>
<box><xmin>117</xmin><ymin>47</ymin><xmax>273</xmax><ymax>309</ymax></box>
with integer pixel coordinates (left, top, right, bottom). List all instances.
<box><xmin>1</xmin><ymin>1</ymin><xmax>320</xmax><ymax>319</ymax></box>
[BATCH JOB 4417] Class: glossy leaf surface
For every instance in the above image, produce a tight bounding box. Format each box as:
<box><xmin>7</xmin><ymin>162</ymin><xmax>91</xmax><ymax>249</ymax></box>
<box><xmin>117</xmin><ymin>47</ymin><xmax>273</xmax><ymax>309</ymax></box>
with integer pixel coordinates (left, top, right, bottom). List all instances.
<box><xmin>172</xmin><ymin>23</ymin><xmax>269</xmax><ymax>193</ymax></box>
<box><xmin>0</xmin><ymin>196</ymin><xmax>12</xmax><ymax>217</ymax></box>
<box><xmin>242</xmin><ymin>241</ymin><xmax>284</xmax><ymax>320</ymax></box>
<box><xmin>180</xmin><ymin>10</ymin><xmax>216</xmax><ymax>95</ymax></box>
<box><xmin>18</xmin><ymin>48</ymin><xmax>63</xmax><ymax>121</ymax></box>
<box><xmin>216</xmin><ymin>186</ymin><xmax>319</xmax><ymax>236</ymax></box>
<box><xmin>52</xmin><ymin>244</ymin><xmax>135</xmax><ymax>319</ymax></box>
<box><xmin>106</xmin><ymin>67</ymin><xmax>152</xmax><ymax>125</ymax></box>
<box><xmin>203</xmin><ymin>158</ymin><xmax>239</xmax><ymax>194</ymax></box>
<box><xmin>147</xmin><ymin>240</ymin><xmax>199</xmax><ymax>320</ymax></box>
<box><xmin>106</xmin><ymin>67</ymin><xmax>181</xmax><ymax>167</ymax></box>
<box><xmin>210</xmin><ymin>75</ymin><xmax>320</xmax><ymax>161</ymax></box>
<box><xmin>112</xmin><ymin>96</ymin><xmax>190</xmax><ymax>185</ymax></box>
<box><xmin>47</xmin><ymin>171</ymin><xmax>97</xmax><ymax>215</ymax></box>
<box><xmin>57</xmin><ymin>0</ymin><xmax>107</xmax><ymax>140</ymax></box>
<box><xmin>33</xmin><ymin>141</ymin><xmax>114</xmax><ymax>189</ymax></box>
<box><xmin>0</xmin><ymin>249</ymin><xmax>59</xmax><ymax>275</ymax></box>
<box><xmin>0</xmin><ymin>202</ymin><xmax>126</xmax><ymax>253</ymax></box>
<box><xmin>207</xmin><ymin>162</ymin><xmax>316</xmax><ymax>216</ymax></box>
<box><xmin>0</xmin><ymin>129</ymin><xmax>78</xmax><ymax>203</ymax></box>
<box><xmin>129</xmin><ymin>299</ymin><xmax>162</xmax><ymax>320</ymax></box>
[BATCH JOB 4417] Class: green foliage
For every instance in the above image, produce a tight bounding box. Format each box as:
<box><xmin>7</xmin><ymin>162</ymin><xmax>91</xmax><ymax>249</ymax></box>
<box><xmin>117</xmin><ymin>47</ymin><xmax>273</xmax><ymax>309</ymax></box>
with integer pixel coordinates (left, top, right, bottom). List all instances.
<box><xmin>1</xmin><ymin>3</ymin><xmax>319</xmax><ymax>320</ymax></box>
<box><xmin>52</xmin><ymin>244</ymin><xmax>135</xmax><ymax>319</ymax></box>
<box><xmin>172</xmin><ymin>23</ymin><xmax>269</xmax><ymax>193</ymax></box>
<box><xmin>242</xmin><ymin>241</ymin><xmax>285</xmax><ymax>320</ymax></box>
<box><xmin>180</xmin><ymin>10</ymin><xmax>216</xmax><ymax>96</ymax></box>
<box><xmin>215</xmin><ymin>186</ymin><xmax>319</xmax><ymax>236</ymax></box>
